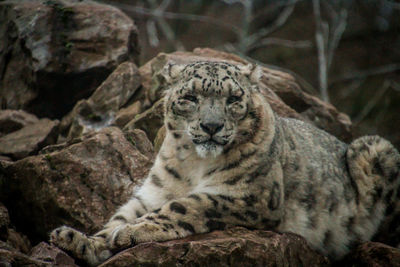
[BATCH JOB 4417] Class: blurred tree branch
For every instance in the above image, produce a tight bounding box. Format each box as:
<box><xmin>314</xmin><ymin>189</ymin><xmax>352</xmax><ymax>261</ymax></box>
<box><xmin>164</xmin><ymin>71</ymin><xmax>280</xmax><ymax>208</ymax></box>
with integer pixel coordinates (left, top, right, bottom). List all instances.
<box><xmin>111</xmin><ymin>0</ymin><xmax>317</xmax><ymax>95</ymax></box>
<box><xmin>241</xmin><ymin>0</ymin><xmax>299</xmax><ymax>53</ymax></box>
<box><xmin>100</xmin><ymin>0</ymin><xmax>242</xmax><ymax>36</ymax></box>
<box><xmin>102</xmin><ymin>0</ymin><xmax>310</xmax><ymax>56</ymax></box>
<box><xmin>312</xmin><ymin>0</ymin><xmax>348</xmax><ymax>102</ymax></box>
<box><xmin>247</xmin><ymin>38</ymin><xmax>311</xmax><ymax>51</ymax></box>
<box><xmin>99</xmin><ymin>0</ymin><xmax>400</xmax><ymax>107</ymax></box>
<box><xmin>145</xmin><ymin>0</ymin><xmax>185</xmax><ymax>50</ymax></box>
<box><xmin>385</xmin><ymin>0</ymin><xmax>400</xmax><ymax>10</ymax></box>
<box><xmin>331</xmin><ymin>63</ymin><xmax>400</xmax><ymax>84</ymax></box>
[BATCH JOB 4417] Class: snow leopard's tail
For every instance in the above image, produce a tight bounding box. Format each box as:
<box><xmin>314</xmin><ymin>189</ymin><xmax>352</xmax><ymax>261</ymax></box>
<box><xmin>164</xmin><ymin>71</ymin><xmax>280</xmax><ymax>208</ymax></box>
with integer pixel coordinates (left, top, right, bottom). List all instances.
<box><xmin>347</xmin><ymin>135</ymin><xmax>400</xmax><ymax>247</ymax></box>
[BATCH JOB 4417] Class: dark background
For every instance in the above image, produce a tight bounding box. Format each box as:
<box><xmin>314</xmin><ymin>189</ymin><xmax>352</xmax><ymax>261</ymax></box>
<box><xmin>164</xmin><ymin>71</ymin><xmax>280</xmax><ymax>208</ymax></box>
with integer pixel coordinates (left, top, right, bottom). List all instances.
<box><xmin>100</xmin><ymin>0</ymin><xmax>400</xmax><ymax>148</ymax></box>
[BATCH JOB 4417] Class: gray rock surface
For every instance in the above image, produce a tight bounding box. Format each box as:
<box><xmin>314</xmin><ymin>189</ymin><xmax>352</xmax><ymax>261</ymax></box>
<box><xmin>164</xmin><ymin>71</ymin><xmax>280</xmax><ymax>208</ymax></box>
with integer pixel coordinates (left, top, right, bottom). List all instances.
<box><xmin>100</xmin><ymin>227</ymin><xmax>330</xmax><ymax>267</ymax></box>
<box><xmin>0</xmin><ymin>110</ymin><xmax>39</xmax><ymax>137</ymax></box>
<box><xmin>123</xmin><ymin>98</ymin><xmax>164</xmax><ymax>143</ymax></box>
<box><xmin>0</xmin><ymin>245</ymin><xmax>47</xmax><ymax>267</ymax></box>
<box><xmin>0</xmin><ymin>127</ymin><xmax>153</xmax><ymax>244</ymax></box>
<box><xmin>0</xmin><ymin>0</ymin><xmax>139</xmax><ymax>118</ymax></box>
<box><xmin>30</xmin><ymin>242</ymin><xmax>78</xmax><ymax>267</ymax></box>
<box><xmin>59</xmin><ymin>61</ymin><xmax>141</xmax><ymax>140</ymax></box>
<box><xmin>0</xmin><ymin>118</ymin><xmax>59</xmax><ymax>160</ymax></box>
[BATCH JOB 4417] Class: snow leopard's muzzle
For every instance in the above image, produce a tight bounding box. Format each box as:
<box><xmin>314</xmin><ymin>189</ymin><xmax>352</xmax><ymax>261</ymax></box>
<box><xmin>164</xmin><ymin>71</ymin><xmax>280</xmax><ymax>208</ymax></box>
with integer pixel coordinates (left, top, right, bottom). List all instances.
<box><xmin>187</xmin><ymin>99</ymin><xmax>236</xmax><ymax>158</ymax></box>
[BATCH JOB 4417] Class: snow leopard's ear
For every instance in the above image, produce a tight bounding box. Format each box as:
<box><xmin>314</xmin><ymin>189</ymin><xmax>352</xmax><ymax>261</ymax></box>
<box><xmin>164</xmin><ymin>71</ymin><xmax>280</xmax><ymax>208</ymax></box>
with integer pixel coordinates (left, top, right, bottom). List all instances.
<box><xmin>161</xmin><ymin>61</ymin><xmax>186</xmax><ymax>84</ymax></box>
<box><xmin>239</xmin><ymin>64</ymin><xmax>263</xmax><ymax>85</ymax></box>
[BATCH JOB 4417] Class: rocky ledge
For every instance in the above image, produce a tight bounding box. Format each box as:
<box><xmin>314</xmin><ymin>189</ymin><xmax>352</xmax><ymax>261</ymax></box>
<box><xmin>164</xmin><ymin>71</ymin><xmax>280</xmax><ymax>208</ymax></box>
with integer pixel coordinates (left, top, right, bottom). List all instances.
<box><xmin>0</xmin><ymin>0</ymin><xmax>399</xmax><ymax>266</ymax></box>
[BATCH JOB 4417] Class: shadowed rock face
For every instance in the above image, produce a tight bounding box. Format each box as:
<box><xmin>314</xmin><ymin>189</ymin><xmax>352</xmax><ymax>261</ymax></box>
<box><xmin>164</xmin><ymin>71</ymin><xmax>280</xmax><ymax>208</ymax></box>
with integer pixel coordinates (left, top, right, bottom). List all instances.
<box><xmin>0</xmin><ymin>0</ymin><xmax>139</xmax><ymax>119</ymax></box>
<box><xmin>336</xmin><ymin>242</ymin><xmax>400</xmax><ymax>267</ymax></box>
<box><xmin>0</xmin><ymin>127</ymin><xmax>153</xmax><ymax>244</ymax></box>
<box><xmin>0</xmin><ymin>202</ymin><xmax>34</xmax><ymax>266</ymax></box>
<box><xmin>130</xmin><ymin>48</ymin><xmax>352</xmax><ymax>145</ymax></box>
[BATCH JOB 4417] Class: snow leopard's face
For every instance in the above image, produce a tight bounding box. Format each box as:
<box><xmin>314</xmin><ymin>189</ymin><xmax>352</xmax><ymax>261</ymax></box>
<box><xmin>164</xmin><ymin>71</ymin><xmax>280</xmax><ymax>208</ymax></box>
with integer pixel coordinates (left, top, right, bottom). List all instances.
<box><xmin>163</xmin><ymin>61</ymin><xmax>262</xmax><ymax>158</ymax></box>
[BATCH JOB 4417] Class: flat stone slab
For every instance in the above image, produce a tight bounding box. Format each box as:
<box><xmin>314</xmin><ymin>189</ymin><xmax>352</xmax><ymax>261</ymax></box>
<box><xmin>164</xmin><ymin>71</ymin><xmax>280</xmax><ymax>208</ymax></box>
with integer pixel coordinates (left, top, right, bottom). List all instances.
<box><xmin>100</xmin><ymin>227</ymin><xmax>330</xmax><ymax>267</ymax></box>
<box><xmin>0</xmin><ymin>118</ymin><xmax>59</xmax><ymax>159</ymax></box>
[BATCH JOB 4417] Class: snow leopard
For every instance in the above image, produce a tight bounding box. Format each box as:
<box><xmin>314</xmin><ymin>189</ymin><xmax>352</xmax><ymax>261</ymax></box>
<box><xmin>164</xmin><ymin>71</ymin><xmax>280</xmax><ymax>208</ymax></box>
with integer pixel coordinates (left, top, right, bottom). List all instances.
<box><xmin>50</xmin><ymin>61</ymin><xmax>400</xmax><ymax>266</ymax></box>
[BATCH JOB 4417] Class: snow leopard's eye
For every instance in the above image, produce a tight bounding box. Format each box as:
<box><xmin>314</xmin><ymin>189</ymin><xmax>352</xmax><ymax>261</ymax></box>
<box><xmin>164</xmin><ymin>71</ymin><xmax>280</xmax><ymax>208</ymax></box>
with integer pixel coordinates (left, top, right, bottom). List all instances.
<box><xmin>226</xmin><ymin>95</ymin><xmax>241</xmax><ymax>105</ymax></box>
<box><xmin>173</xmin><ymin>94</ymin><xmax>198</xmax><ymax>116</ymax></box>
<box><xmin>181</xmin><ymin>94</ymin><xmax>198</xmax><ymax>103</ymax></box>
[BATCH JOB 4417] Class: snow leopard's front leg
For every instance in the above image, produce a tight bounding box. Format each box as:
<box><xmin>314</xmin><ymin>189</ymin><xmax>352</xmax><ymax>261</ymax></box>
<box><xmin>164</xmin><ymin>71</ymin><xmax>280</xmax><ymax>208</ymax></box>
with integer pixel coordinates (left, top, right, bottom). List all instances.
<box><xmin>108</xmin><ymin>188</ymin><xmax>282</xmax><ymax>250</ymax></box>
<box><xmin>49</xmin><ymin>196</ymin><xmax>152</xmax><ymax>265</ymax></box>
<box><xmin>50</xmin><ymin>175</ymin><xmax>165</xmax><ymax>266</ymax></box>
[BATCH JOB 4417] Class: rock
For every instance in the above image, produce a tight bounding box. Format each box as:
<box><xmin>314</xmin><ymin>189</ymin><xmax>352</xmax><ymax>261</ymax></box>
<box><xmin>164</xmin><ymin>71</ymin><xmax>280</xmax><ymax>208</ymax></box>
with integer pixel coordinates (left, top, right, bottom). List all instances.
<box><xmin>338</xmin><ymin>241</ymin><xmax>400</xmax><ymax>267</ymax></box>
<box><xmin>100</xmin><ymin>227</ymin><xmax>330</xmax><ymax>267</ymax></box>
<box><xmin>0</xmin><ymin>203</ymin><xmax>10</xmax><ymax>241</ymax></box>
<box><xmin>5</xmin><ymin>228</ymin><xmax>31</xmax><ymax>254</ymax></box>
<box><xmin>193</xmin><ymin>49</ymin><xmax>352</xmax><ymax>141</ymax></box>
<box><xmin>30</xmin><ymin>242</ymin><xmax>78</xmax><ymax>267</ymax></box>
<box><xmin>0</xmin><ymin>118</ymin><xmax>59</xmax><ymax>160</ymax></box>
<box><xmin>0</xmin><ymin>110</ymin><xmax>38</xmax><ymax>137</ymax></box>
<box><xmin>0</xmin><ymin>127</ymin><xmax>153</xmax><ymax>244</ymax></box>
<box><xmin>133</xmin><ymin>48</ymin><xmax>352</xmax><ymax>143</ymax></box>
<box><xmin>124</xmin><ymin>129</ymin><xmax>155</xmax><ymax>160</ymax></box>
<box><xmin>0</xmin><ymin>156</ymin><xmax>12</xmax><ymax>162</ymax></box>
<box><xmin>123</xmin><ymin>98</ymin><xmax>164</xmax><ymax>143</ymax></box>
<box><xmin>114</xmin><ymin>101</ymin><xmax>142</xmax><ymax>129</ymax></box>
<box><xmin>88</xmin><ymin>62</ymin><xmax>141</xmax><ymax>114</ymax></box>
<box><xmin>0</xmin><ymin>0</ymin><xmax>139</xmax><ymax>119</ymax></box>
<box><xmin>59</xmin><ymin>61</ymin><xmax>142</xmax><ymax>140</ymax></box>
<box><xmin>5</xmin><ymin>227</ymin><xmax>31</xmax><ymax>255</ymax></box>
<box><xmin>0</xmin><ymin>245</ymin><xmax>47</xmax><ymax>267</ymax></box>
<box><xmin>0</xmin><ymin>202</ymin><xmax>31</xmax><ymax>255</ymax></box>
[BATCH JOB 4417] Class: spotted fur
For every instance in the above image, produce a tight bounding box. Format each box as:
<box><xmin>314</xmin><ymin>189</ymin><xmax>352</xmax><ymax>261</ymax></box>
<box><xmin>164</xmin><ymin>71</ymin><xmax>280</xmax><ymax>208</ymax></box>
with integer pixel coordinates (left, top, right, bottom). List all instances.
<box><xmin>50</xmin><ymin>62</ymin><xmax>400</xmax><ymax>266</ymax></box>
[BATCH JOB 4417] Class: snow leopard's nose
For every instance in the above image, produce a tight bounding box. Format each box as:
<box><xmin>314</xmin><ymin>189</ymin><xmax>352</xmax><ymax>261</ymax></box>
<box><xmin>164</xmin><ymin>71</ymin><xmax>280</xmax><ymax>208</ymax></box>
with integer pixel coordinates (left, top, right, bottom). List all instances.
<box><xmin>200</xmin><ymin>122</ymin><xmax>224</xmax><ymax>135</ymax></box>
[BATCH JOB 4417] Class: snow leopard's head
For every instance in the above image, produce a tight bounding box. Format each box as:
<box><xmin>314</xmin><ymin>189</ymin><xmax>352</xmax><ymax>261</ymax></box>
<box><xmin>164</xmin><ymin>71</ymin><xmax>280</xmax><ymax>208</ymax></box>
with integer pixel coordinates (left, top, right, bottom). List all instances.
<box><xmin>163</xmin><ymin>61</ymin><xmax>269</xmax><ymax>158</ymax></box>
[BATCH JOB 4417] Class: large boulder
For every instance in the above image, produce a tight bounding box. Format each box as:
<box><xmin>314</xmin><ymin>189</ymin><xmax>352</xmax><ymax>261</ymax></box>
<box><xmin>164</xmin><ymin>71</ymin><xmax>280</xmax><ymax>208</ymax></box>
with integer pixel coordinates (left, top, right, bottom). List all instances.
<box><xmin>122</xmin><ymin>48</ymin><xmax>352</xmax><ymax>145</ymax></box>
<box><xmin>0</xmin><ymin>0</ymin><xmax>139</xmax><ymax>119</ymax></box>
<box><xmin>59</xmin><ymin>61</ymin><xmax>142</xmax><ymax>141</ymax></box>
<box><xmin>100</xmin><ymin>227</ymin><xmax>330</xmax><ymax>267</ymax></box>
<box><xmin>0</xmin><ymin>127</ymin><xmax>153</xmax><ymax>244</ymax></box>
